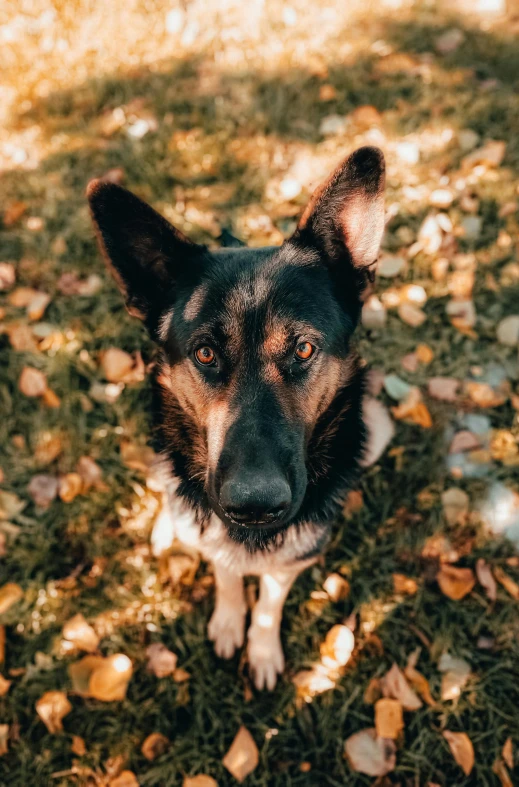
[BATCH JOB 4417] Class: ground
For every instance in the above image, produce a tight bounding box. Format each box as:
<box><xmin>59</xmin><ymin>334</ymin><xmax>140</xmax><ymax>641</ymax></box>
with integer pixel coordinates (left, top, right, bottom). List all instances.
<box><xmin>1</xmin><ymin>0</ymin><xmax>519</xmax><ymax>785</ymax></box>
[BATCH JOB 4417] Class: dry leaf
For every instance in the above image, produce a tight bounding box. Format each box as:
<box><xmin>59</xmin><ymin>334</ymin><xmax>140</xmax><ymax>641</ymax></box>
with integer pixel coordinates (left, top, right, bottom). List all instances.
<box><xmin>476</xmin><ymin>559</ymin><xmax>497</xmax><ymax>602</ymax></box>
<box><xmin>0</xmin><ymin>263</ymin><xmax>15</xmax><ymax>290</ymax></box>
<box><xmin>5</xmin><ymin>322</ymin><xmax>39</xmax><ymax>352</ymax></box>
<box><xmin>3</xmin><ymin>201</ymin><xmax>27</xmax><ymax>226</ymax></box>
<box><xmin>183</xmin><ymin>776</ymin><xmax>218</xmax><ymax>787</ymax></box>
<box><xmin>344</xmin><ymin>728</ymin><xmax>396</xmax><ymax>777</ymax></box>
<box><xmin>437</xmin><ymin>565</ymin><xmax>475</xmax><ymax>601</ymax></box>
<box><xmin>374</xmin><ymin>698</ymin><xmax>403</xmax><ymax>739</ymax></box>
<box><xmin>0</xmin><ymin>626</ymin><xmax>5</xmax><ymax>664</ymax></box>
<box><xmin>71</xmin><ymin>735</ymin><xmax>86</xmax><ymax>756</ymax></box>
<box><xmin>493</xmin><ymin>758</ymin><xmax>513</xmax><ymax>787</ymax></box>
<box><xmin>465</xmin><ymin>382</ymin><xmax>507</xmax><ymax>408</ymax></box>
<box><xmin>19</xmin><ymin>366</ymin><xmax>47</xmax><ymax>397</ymax></box>
<box><xmin>110</xmin><ymin>771</ymin><xmax>139</xmax><ymax>787</ymax></box>
<box><xmin>76</xmin><ymin>457</ymin><xmax>104</xmax><ymax>490</ymax></box>
<box><xmin>450</xmin><ymin>431</ymin><xmax>480</xmax><ymax>454</ymax></box>
<box><xmin>497</xmin><ymin>316</ymin><xmax>519</xmax><ymax>347</ymax></box>
<box><xmin>462</xmin><ymin>140</ymin><xmax>506</xmax><ymax>170</ymax></box>
<box><xmin>34</xmin><ymin>431</ymin><xmax>63</xmax><ymax>465</ymax></box>
<box><xmin>438</xmin><ymin>653</ymin><xmax>471</xmax><ymax>701</ymax></box>
<box><xmin>443</xmin><ymin>731</ymin><xmax>474</xmax><ymax>776</ymax></box>
<box><xmin>494</xmin><ymin>567</ymin><xmax>519</xmax><ymax>600</ymax></box>
<box><xmin>398</xmin><ymin>303</ymin><xmax>426</xmax><ymax>327</ymax></box>
<box><xmin>69</xmin><ymin>654</ymin><xmax>132</xmax><ymax>701</ymax></box>
<box><xmin>27</xmin><ymin>292</ymin><xmax>51</xmax><ymax>321</ymax></box>
<box><xmin>173</xmin><ymin>668</ymin><xmax>191</xmax><ymax>683</ymax></box>
<box><xmin>120</xmin><ymin>442</ymin><xmax>157</xmax><ymax>473</ymax></box>
<box><xmin>0</xmin><ymin>582</ymin><xmax>23</xmax><ymax>614</ymax></box>
<box><xmin>59</xmin><ymin>473</ymin><xmax>83</xmax><ymax>503</ymax></box>
<box><xmin>428</xmin><ymin>377</ymin><xmax>459</xmax><ymax>402</ymax></box>
<box><xmin>392</xmin><ymin>574</ymin><xmax>418</xmax><ymax>595</ymax></box>
<box><xmin>364</xmin><ymin>677</ymin><xmax>382</xmax><ymax>705</ymax></box>
<box><xmin>416</xmin><ymin>344</ymin><xmax>434</xmax><ymax>364</ymax></box>
<box><xmin>0</xmin><ymin>725</ymin><xmax>8</xmax><ymax>756</ymax></box>
<box><xmin>441</xmin><ymin>488</ymin><xmax>469</xmax><ymax>526</ymax></box>
<box><xmin>222</xmin><ymin>726</ymin><xmax>259</xmax><ymax>783</ymax></box>
<box><xmin>391</xmin><ymin>387</ymin><xmax>432</xmax><ymax>428</ymax></box>
<box><xmin>404</xmin><ymin>664</ymin><xmax>436</xmax><ymax>707</ymax></box>
<box><xmin>378</xmin><ymin>254</ymin><xmax>405</xmax><ymax>278</ymax></box>
<box><xmin>146</xmin><ymin>643</ymin><xmax>178</xmax><ymax>678</ymax></box>
<box><xmin>0</xmin><ymin>674</ymin><xmax>11</xmax><ymax>696</ymax></box>
<box><xmin>323</xmin><ymin>573</ymin><xmax>350</xmax><ymax>602</ymax></box>
<box><xmin>380</xmin><ymin>663</ymin><xmax>422</xmax><ymax>710</ymax></box>
<box><xmin>292</xmin><ymin>664</ymin><xmax>336</xmax><ymax>701</ymax></box>
<box><xmin>502</xmin><ymin>738</ymin><xmax>513</xmax><ymax>769</ymax></box>
<box><xmin>344</xmin><ymin>489</ymin><xmax>363</xmax><ymax>516</ymax></box>
<box><xmin>42</xmin><ymin>388</ymin><xmax>61</xmax><ymax>408</ymax></box>
<box><xmin>63</xmin><ymin>614</ymin><xmax>99</xmax><ymax>653</ymax></box>
<box><xmin>320</xmin><ymin>625</ymin><xmax>355</xmax><ymax>668</ymax></box>
<box><xmin>362</xmin><ymin>295</ymin><xmax>386</xmax><ymax>329</ymax></box>
<box><xmin>141</xmin><ymin>732</ymin><xmax>169</xmax><ymax>761</ymax></box>
<box><xmin>0</xmin><ymin>490</ymin><xmax>25</xmax><ymax>519</ymax></box>
<box><xmin>28</xmin><ymin>474</ymin><xmax>59</xmax><ymax>508</ymax></box>
<box><xmin>101</xmin><ymin>348</ymin><xmax>145</xmax><ymax>384</ymax></box>
<box><xmin>36</xmin><ymin>690</ymin><xmax>72</xmax><ymax>733</ymax></box>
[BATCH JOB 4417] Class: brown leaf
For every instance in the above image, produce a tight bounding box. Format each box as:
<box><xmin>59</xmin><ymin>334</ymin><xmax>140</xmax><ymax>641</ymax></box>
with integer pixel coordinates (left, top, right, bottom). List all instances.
<box><xmin>42</xmin><ymin>388</ymin><xmax>61</xmax><ymax>408</ymax></box>
<box><xmin>392</xmin><ymin>388</ymin><xmax>432</xmax><ymax>428</ymax></box>
<box><xmin>428</xmin><ymin>377</ymin><xmax>459</xmax><ymax>402</ymax></box>
<box><xmin>146</xmin><ymin>643</ymin><xmax>178</xmax><ymax>678</ymax></box>
<box><xmin>120</xmin><ymin>442</ymin><xmax>157</xmax><ymax>473</ymax></box>
<box><xmin>374</xmin><ymin>698</ymin><xmax>403</xmax><ymax>739</ymax></box>
<box><xmin>141</xmin><ymin>732</ymin><xmax>170</xmax><ymax>761</ymax></box>
<box><xmin>223</xmin><ymin>725</ymin><xmax>259</xmax><ymax>782</ymax></box>
<box><xmin>404</xmin><ymin>664</ymin><xmax>436</xmax><ymax>707</ymax></box>
<box><xmin>0</xmin><ymin>263</ymin><xmax>15</xmax><ymax>291</ymax></box>
<box><xmin>398</xmin><ymin>303</ymin><xmax>426</xmax><ymax>327</ymax></box>
<box><xmin>0</xmin><ymin>583</ymin><xmax>23</xmax><ymax>614</ymax></box>
<box><xmin>69</xmin><ymin>654</ymin><xmax>132</xmax><ymax>701</ymax></box>
<box><xmin>416</xmin><ymin>344</ymin><xmax>434</xmax><ymax>364</ymax></box>
<box><xmin>58</xmin><ymin>473</ymin><xmax>83</xmax><ymax>503</ymax></box>
<box><xmin>0</xmin><ymin>674</ymin><xmax>11</xmax><ymax>696</ymax></box>
<box><xmin>320</xmin><ymin>625</ymin><xmax>355</xmax><ymax>668</ymax></box>
<box><xmin>28</xmin><ymin>475</ymin><xmax>59</xmax><ymax>508</ymax></box>
<box><xmin>71</xmin><ymin>735</ymin><xmax>86</xmax><ymax>756</ymax></box>
<box><xmin>3</xmin><ymin>201</ymin><xmax>27</xmax><ymax>226</ymax></box>
<box><xmin>101</xmin><ymin>348</ymin><xmax>145</xmax><ymax>384</ymax></box>
<box><xmin>476</xmin><ymin>559</ymin><xmax>497</xmax><ymax>602</ymax></box>
<box><xmin>344</xmin><ymin>728</ymin><xmax>396</xmax><ymax>777</ymax></box>
<box><xmin>437</xmin><ymin>565</ymin><xmax>475</xmax><ymax>600</ymax></box>
<box><xmin>34</xmin><ymin>432</ymin><xmax>63</xmax><ymax>465</ymax></box>
<box><xmin>4</xmin><ymin>322</ymin><xmax>39</xmax><ymax>352</ymax></box>
<box><xmin>0</xmin><ymin>490</ymin><xmax>25</xmax><ymax>519</ymax></box>
<box><xmin>8</xmin><ymin>286</ymin><xmax>40</xmax><ymax>307</ymax></box>
<box><xmin>494</xmin><ymin>567</ymin><xmax>519</xmax><ymax>600</ymax></box>
<box><xmin>441</xmin><ymin>488</ymin><xmax>469</xmax><ymax>526</ymax></box>
<box><xmin>493</xmin><ymin>758</ymin><xmax>513</xmax><ymax>787</ymax></box>
<box><xmin>450</xmin><ymin>431</ymin><xmax>480</xmax><ymax>454</ymax></box>
<box><xmin>462</xmin><ymin>140</ymin><xmax>506</xmax><ymax>171</ymax></box>
<box><xmin>35</xmin><ymin>690</ymin><xmax>72</xmax><ymax>733</ymax></box>
<box><xmin>292</xmin><ymin>664</ymin><xmax>336</xmax><ymax>701</ymax></box>
<box><xmin>0</xmin><ymin>625</ymin><xmax>5</xmax><ymax>663</ymax></box>
<box><xmin>19</xmin><ymin>366</ymin><xmax>48</xmax><ymax>397</ymax></box>
<box><xmin>109</xmin><ymin>771</ymin><xmax>139</xmax><ymax>787</ymax></box>
<box><xmin>183</xmin><ymin>777</ymin><xmax>218</xmax><ymax>787</ymax></box>
<box><xmin>323</xmin><ymin>573</ymin><xmax>350</xmax><ymax>602</ymax></box>
<box><xmin>63</xmin><ymin>614</ymin><xmax>99</xmax><ymax>653</ymax></box>
<box><xmin>502</xmin><ymin>738</ymin><xmax>513</xmax><ymax>769</ymax></box>
<box><xmin>380</xmin><ymin>663</ymin><xmax>422</xmax><ymax>710</ymax></box>
<box><xmin>76</xmin><ymin>457</ymin><xmax>104</xmax><ymax>490</ymax></box>
<box><xmin>27</xmin><ymin>292</ymin><xmax>51</xmax><ymax>321</ymax></box>
<box><xmin>392</xmin><ymin>574</ymin><xmax>418</xmax><ymax>595</ymax></box>
<box><xmin>465</xmin><ymin>382</ymin><xmax>508</xmax><ymax>408</ymax></box>
<box><xmin>173</xmin><ymin>668</ymin><xmax>191</xmax><ymax>683</ymax></box>
<box><xmin>443</xmin><ymin>731</ymin><xmax>474</xmax><ymax>776</ymax></box>
<box><xmin>0</xmin><ymin>725</ymin><xmax>8</xmax><ymax>756</ymax></box>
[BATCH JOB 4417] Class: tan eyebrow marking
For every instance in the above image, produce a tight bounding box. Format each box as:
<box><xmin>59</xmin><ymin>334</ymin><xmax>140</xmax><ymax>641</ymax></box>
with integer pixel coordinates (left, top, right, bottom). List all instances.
<box><xmin>184</xmin><ymin>283</ymin><xmax>208</xmax><ymax>321</ymax></box>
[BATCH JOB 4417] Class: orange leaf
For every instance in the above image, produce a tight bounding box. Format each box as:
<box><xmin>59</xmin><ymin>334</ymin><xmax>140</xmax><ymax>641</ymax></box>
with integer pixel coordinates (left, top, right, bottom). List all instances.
<box><xmin>222</xmin><ymin>726</ymin><xmax>259</xmax><ymax>782</ymax></box>
<box><xmin>344</xmin><ymin>728</ymin><xmax>396</xmax><ymax>777</ymax></box>
<box><xmin>494</xmin><ymin>567</ymin><xmax>519</xmax><ymax>600</ymax></box>
<box><xmin>374</xmin><ymin>698</ymin><xmax>403</xmax><ymax>739</ymax></box>
<box><xmin>437</xmin><ymin>565</ymin><xmax>475</xmax><ymax>600</ymax></box>
<box><xmin>443</xmin><ymin>731</ymin><xmax>474</xmax><ymax>776</ymax></box>
<box><xmin>141</xmin><ymin>732</ymin><xmax>170</xmax><ymax>761</ymax></box>
<box><xmin>35</xmin><ymin>690</ymin><xmax>72</xmax><ymax>733</ymax></box>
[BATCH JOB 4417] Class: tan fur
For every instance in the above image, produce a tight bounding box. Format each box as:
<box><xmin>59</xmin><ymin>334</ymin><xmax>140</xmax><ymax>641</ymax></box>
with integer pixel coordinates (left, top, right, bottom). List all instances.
<box><xmin>183</xmin><ymin>283</ymin><xmax>208</xmax><ymax>321</ymax></box>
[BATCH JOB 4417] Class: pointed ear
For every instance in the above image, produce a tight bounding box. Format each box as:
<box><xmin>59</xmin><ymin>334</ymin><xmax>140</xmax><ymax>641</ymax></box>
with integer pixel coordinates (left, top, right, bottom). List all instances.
<box><xmin>294</xmin><ymin>146</ymin><xmax>385</xmax><ymax>271</ymax></box>
<box><xmin>87</xmin><ymin>181</ymin><xmax>204</xmax><ymax>335</ymax></box>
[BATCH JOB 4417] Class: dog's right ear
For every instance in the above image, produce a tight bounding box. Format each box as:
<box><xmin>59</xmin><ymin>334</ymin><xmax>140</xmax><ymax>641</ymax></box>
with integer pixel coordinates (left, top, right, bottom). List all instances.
<box><xmin>87</xmin><ymin>180</ymin><xmax>205</xmax><ymax>336</ymax></box>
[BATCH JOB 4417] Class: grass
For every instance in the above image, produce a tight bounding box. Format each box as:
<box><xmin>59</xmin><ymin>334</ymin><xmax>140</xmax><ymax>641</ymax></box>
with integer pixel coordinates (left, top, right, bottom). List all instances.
<box><xmin>1</xmin><ymin>0</ymin><xmax>519</xmax><ymax>784</ymax></box>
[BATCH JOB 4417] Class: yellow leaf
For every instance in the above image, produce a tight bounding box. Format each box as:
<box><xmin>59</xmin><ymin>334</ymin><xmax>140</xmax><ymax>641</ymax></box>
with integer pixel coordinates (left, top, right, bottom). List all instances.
<box><xmin>437</xmin><ymin>565</ymin><xmax>475</xmax><ymax>600</ymax></box>
<box><xmin>344</xmin><ymin>728</ymin><xmax>396</xmax><ymax>777</ymax></box>
<box><xmin>222</xmin><ymin>726</ymin><xmax>259</xmax><ymax>783</ymax></box>
<box><xmin>320</xmin><ymin>625</ymin><xmax>355</xmax><ymax>668</ymax></box>
<box><xmin>62</xmin><ymin>614</ymin><xmax>99</xmax><ymax>653</ymax></box>
<box><xmin>443</xmin><ymin>730</ymin><xmax>474</xmax><ymax>776</ymax></box>
<box><xmin>35</xmin><ymin>690</ymin><xmax>72</xmax><ymax>733</ymax></box>
<box><xmin>0</xmin><ymin>583</ymin><xmax>23</xmax><ymax>614</ymax></box>
<box><xmin>494</xmin><ymin>568</ymin><xmax>519</xmax><ymax>600</ymax></box>
<box><xmin>374</xmin><ymin>698</ymin><xmax>403</xmax><ymax>739</ymax></box>
<box><xmin>380</xmin><ymin>663</ymin><xmax>422</xmax><ymax>710</ymax></box>
<box><xmin>141</xmin><ymin>732</ymin><xmax>170</xmax><ymax>761</ymax></box>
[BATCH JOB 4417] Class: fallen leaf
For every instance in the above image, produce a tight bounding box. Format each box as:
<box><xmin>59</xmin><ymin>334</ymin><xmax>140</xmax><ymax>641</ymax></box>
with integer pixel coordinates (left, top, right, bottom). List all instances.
<box><xmin>42</xmin><ymin>388</ymin><xmax>61</xmax><ymax>408</ymax></box>
<box><xmin>3</xmin><ymin>201</ymin><xmax>27</xmax><ymax>226</ymax></box>
<box><xmin>393</xmin><ymin>574</ymin><xmax>418</xmax><ymax>595</ymax></box>
<box><xmin>404</xmin><ymin>663</ymin><xmax>436</xmax><ymax>707</ymax></box>
<box><xmin>494</xmin><ymin>567</ymin><xmax>519</xmax><ymax>600</ymax></box>
<box><xmin>0</xmin><ymin>725</ymin><xmax>8</xmax><ymax>756</ymax></box>
<box><xmin>28</xmin><ymin>474</ymin><xmax>59</xmax><ymax>508</ymax></box>
<box><xmin>435</xmin><ymin>27</ymin><xmax>464</xmax><ymax>54</ymax></box>
<box><xmin>19</xmin><ymin>366</ymin><xmax>47</xmax><ymax>397</ymax></box>
<box><xmin>183</xmin><ymin>777</ymin><xmax>218</xmax><ymax>787</ymax></box>
<box><xmin>71</xmin><ymin>735</ymin><xmax>86</xmax><ymax>756</ymax></box>
<box><xmin>391</xmin><ymin>387</ymin><xmax>432</xmax><ymax>428</ymax></box>
<box><xmin>320</xmin><ymin>625</ymin><xmax>355</xmax><ymax>668</ymax></box>
<box><xmin>362</xmin><ymin>295</ymin><xmax>387</xmax><ymax>329</ymax></box>
<box><xmin>57</xmin><ymin>272</ymin><xmax>103</xmax><ymax>296</ymax></box>
<box><xmin>476</xmin><ymin>559</ymin><xmax>497</xmax><ymax>601</ymax></box>
<box><xmin>0</xmin><ymin>263</ymin><xmax>15</xmax><ymax>290</ymax></box>
<box><xmin>343</xmin><ymin>489</ymin><xmax>363</xmax><ymax>516</ymax></box>
<box><xmin>446</xmin><ymin>299</ymin><xmax>477</xmax><ymax>333</ymax></box>
<box><xmin>378</xmin><ymin>254</ymin><xmax>405</xmax><ymax>278</ymax></box>
<box><xmin>465</xmin><ymin>381</ymin><xmax>508</xmax><ymax>408</ymax></box>
<box><xmin>438</xmin><ymin>653</ymin><xmax>471</xmax><ymax>701</ymax></box>
<box><xmin>76</xmin><ymin>457</ymin><xmax>104</xmax><ymax>490</ymax></box>
<box><xmin>0</xmin><ymin>490</ymin><xmax>26</xmax><ymax>519</ymax></box>
<box><xmin>4</xmin><ymin>322</ymin><xmax>39</xmax><ymax>352</ymax></box>
<box><xmin>437</xmin><ymin>565</ymin><xmax>475</xmax><ymax>600</ymax></box>
<box><xmin>141</xmin><ymin>732</ymin><xmax>170</xmax><ymax>760</ymax></box>
<box><xmin>428</xmin><ymin>377</ymin><xmax>459</xmax><ymax>402</ymax></box>
<box><xmin>450</xmin><ymin>431</ymin><xmax>480</xmax><ymax>454</ymax></box>
<box><xmin>398</xmin><ymin>303</ymin><xmax>426</xmax><ymax>327</ymax></box>
<box><xmin>36</xmin><ymin>690</ymin><xmax>72</xmax><ymax>733</ymax></box>
<box><xmin>8</xmin><ymin>286</ymin><xmax>40</xmax><ymax>307</ymax></box>
<box><xmin>401</xmin><ymin>352</ymin><xmax>418</xmax><ymax>373</ymax></box>
<box><xmin>27</xmin><ymin>292</ymin><xmax>51</xmax><ymax>321</ymax></box>
<box><xmin>441</xmin><ymin>487</ymin><xmax>469</xmax><ymax>526</ymax></box>
<box><xmin>146</xmin><ymin>643</ymin><xmax>178</xmax><ymax>678</ymax></box>
<box><xmin>0</xmin><ymin>583</ymin><xmax>23</xmax><ymax>614</ymax></box>
<box><xmin>292</xmin><ymin>664</ymin><xmax>336</xmax><ymax>701</ymax></box>
<box><xmin>69</xmin><ymin>655</ymin><xmax>105</xmax><ymax>695</ymax></box>
<box><xmin>374</xmin><ymin>698</ymin><xmax>403</xmax><ymax>739</ymax></box>
<box><xmin>496</xmin><ymin>316</ymin><xmax>519</xmax><ymax>347</ymax></box>
<box><xmin>101</xmin><ymin>348</ymin><xmax>145</xmax><ymax>384</ymax></box>
<box><xmin>443</xmin><ymin>731</ymin><xmax>474</xmax><ymax>776</ymax></box>
<box><xmin>416</xmin><ymin>344</ymin><xmax>434</xmax><ymax>364</ymax></box>
<box><xmin>502</xmin><ymin>738</ymin><xmax>513</xmax><ymax>769</ymax></box>
<box><xmin>344</xmin><ymin>728</ymin><xmax>396</xmax><ymax>777</ymax></box>
<box><xmin>364</xmin><ymin>677</ymin><xmax>382</xmax><ymax>704</ymax></box>
<box><xmin>380</xmin><ymin>663</ymin><xmax>422</xmax><ymax>710</ymax></box>
<box><xmin>323</xmin><ymin>573</ymin><xmax>350</xmax><ymax>602</ymax></box>
<box><xmin>59</xmin><ymin>473</ymin><xmax>83</xmax><ymax>503</ymax></box>
<box><xmin>120</xmin><ymin>442</ymin><xmax>157</xmax><ymax>473</ymax></box>
<box><xmin>223</xmin><ymin>725</ymin><xmax>259</xmax><ymax>782</ymax></box>
<box><xmin>34</xmin><ymin>431</ymin><xmax>63</xmax><ymax>465</ymax></box>
<box><xmin>63</xmin><ymin>614</ymin><xmax>99</xmax><ymax>653</ymax></box>
<box><xmin>173</xmin><ymin>668</ymin><xmax>191</xmax><ymax>682</ymax></box>
<box><xmin>490</xmin><ymin>430</ymin><xmax>519</xmax><ymax>465</ymax></box>
<box><xmin>493</xmin><ymin>758</ymin><xmax>513</xmax><ymax>787</ymax></box>
<box><xmin>109</xmin><ymin>771</ymin><xmax>139</xmax><ymax>787</ymax></box>
<box><xmin>350</xmin><ymin>105</ymin><xmax>382</xmax><ymax>126</ymax></box>
<box><xmin>462</xmin><ymin>140</ymin><xmax>506</xmax><ymax>171</ymax></box>
<box><xmin>69</xmin><ymin>654</ymin><xmax>132</xmax><ymax>701</ymax></box>
<box><xmin>0</xmin><ymin>674</ymin><xmax>11</xmax><ymax>696</ymax></box>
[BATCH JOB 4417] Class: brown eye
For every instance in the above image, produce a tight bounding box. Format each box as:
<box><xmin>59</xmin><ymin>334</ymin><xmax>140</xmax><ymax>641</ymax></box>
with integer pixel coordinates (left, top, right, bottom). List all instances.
<box><xmin>295</xmin><ymin>341</ymin><xmax>315</xmax><ymax>361</ymax></box>
<box><xmin>195</xmin><ymin>346</ymin><xmax>216</xmax><ymax>366</ymax></box>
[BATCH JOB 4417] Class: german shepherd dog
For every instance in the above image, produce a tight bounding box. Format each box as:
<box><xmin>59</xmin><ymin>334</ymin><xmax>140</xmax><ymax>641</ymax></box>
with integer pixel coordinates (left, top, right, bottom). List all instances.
<box><xmin>88</xmin><ymin>146</ymin><xmax>394</xmax><ymax>690</ymax></box>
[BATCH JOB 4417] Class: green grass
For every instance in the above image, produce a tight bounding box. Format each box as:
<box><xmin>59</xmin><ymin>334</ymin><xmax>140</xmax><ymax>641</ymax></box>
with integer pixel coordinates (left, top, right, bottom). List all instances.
<box><xmin>1</xmin><ymin>1</ymin><xmax>519</xmax><ymax>784</ymax></box>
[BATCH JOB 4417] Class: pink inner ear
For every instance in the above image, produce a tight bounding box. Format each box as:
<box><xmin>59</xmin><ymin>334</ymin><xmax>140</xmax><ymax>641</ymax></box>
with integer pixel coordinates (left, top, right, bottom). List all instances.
<box><xmin>340</xmin><ymin>192</ymin><xmax>385</xmax><ymax>269</ymax></box>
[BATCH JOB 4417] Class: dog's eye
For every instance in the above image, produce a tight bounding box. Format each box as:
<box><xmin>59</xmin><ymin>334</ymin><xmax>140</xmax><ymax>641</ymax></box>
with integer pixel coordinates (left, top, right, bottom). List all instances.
<box><xmin>194</xmin><ymin>346</ymin><xmax>216</xmax><ymax>366</ymax></box>
<box><xmin>295</xmin><ymin>341</ymin><xmax>315</xmax><ymax>361</ymax></box>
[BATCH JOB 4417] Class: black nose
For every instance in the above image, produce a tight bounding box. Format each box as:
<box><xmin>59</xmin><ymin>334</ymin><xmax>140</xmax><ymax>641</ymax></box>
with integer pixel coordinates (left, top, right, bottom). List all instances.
<box><xmin>219</xmin><ymin>473</ymin><xmax>291</xmax><ymax>526</ymax></box>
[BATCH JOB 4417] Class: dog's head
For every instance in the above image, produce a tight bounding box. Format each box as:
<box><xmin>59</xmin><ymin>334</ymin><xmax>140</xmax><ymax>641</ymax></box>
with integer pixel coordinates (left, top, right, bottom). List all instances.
<box><xmin>88</xmin><ymin>147</ymin><xmax>385</xmax><ymax>542</ymax></box>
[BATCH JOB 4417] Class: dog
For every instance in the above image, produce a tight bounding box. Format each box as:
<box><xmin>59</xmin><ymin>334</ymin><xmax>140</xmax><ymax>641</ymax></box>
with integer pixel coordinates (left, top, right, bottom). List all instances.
<box><xmin>87</xmin><ymin>146</ymin><xmax>394</xmax><ymax>690</ymax></box>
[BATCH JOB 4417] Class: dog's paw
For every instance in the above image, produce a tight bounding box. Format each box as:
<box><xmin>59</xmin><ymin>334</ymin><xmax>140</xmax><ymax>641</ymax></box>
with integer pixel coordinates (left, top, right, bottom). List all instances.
<box><xmin>208</xmin><ymin>602</ymin><xmax>246</xmax><ymax>659</ymax></box>
<box><xmin>247</xmin><ymin>625</ymin><xmax>285</xmax><ymax>691</ymax></box>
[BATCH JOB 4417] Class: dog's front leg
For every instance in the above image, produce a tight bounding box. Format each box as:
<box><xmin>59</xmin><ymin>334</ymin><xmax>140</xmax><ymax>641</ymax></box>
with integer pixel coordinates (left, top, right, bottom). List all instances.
<box><xmin>247</xmin><ymin>566</ymin><xmax>302</xmax><ymax>691</ymax></box>
<box><xmin>208</xmin><ymin>562</ymin><xmax>247</xmax><ymax>659</ymax></box>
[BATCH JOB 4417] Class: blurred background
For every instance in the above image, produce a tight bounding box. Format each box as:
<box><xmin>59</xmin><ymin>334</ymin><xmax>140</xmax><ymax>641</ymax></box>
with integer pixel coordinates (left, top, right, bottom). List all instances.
<box><xmin>1</xmin><ymin>0</ymin><xmax>519</xmax><ymax>785</ymax></box>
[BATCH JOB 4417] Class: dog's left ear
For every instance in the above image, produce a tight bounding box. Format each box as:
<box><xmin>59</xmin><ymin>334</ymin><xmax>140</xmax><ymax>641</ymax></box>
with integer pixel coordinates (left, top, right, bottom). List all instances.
<box><xmin>293</xmin><ymin>146</ymin><xmax>385</xmax><ymax>273</ymax></box>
